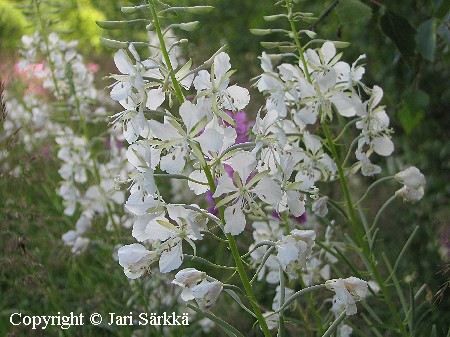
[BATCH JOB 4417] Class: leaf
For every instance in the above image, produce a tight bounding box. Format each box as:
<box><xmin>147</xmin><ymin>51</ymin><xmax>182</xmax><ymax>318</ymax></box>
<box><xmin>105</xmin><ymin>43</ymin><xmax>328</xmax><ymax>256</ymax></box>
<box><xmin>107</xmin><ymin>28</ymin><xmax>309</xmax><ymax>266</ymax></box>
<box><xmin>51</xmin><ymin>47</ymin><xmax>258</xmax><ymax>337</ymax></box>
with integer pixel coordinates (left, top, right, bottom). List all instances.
<box><xmin>187</xmin><ymin>304</ymin><xmax>245</xmax><ymax>337</ymax></box>
<box><xmin>336</xmin><ymin>0</ymin><xmax>372</xmax><ymax>24</ymax></box>
<box><xmin>415</xmin><ymin>19</ymin><xmax>437</xmax><ymax>61</ymax></box>
<box><xmin>379</xmin><ymin>10</ymin><xmax>416</xmax><ymax>66</ymax></box>
<box><xmin>223</xmin><ymin>289</ymin><xmax>256</xmax><ymax>317</ymax></box>
<box><xmin>397</xmin><ymin>89</ymin><xmax>429</xmax><ymax>134</ymax></box>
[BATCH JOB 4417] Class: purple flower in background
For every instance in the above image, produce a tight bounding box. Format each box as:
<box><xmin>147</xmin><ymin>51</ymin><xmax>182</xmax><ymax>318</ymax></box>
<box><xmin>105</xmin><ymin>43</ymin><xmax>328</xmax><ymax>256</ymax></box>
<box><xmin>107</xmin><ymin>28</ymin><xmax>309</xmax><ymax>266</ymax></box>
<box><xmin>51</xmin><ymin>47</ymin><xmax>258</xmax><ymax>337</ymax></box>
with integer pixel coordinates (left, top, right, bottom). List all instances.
<box><xmin>225</xmin><ymin>110</ymin><xmax>254</xmax><ymax>144</ymax></box>
<box><xmin>205</xmin><ymin>110</ymin><xmax>253</xmax><ymax>213</ymax></box>
<box><xmin>271</xmin><ymin>210</ymin><xmax>308</xmax><ymax>224</ymax></box>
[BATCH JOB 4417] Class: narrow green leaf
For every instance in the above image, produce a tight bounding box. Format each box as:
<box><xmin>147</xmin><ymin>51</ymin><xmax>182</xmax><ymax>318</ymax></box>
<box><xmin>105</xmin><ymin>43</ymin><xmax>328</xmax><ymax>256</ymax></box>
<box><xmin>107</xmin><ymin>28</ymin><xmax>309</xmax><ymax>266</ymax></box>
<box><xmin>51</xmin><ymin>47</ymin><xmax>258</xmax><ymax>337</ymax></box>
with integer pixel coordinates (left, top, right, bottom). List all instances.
<box><xmin>188</xmin><ymin>304</ymin><xmax>245</xmax><ymax>337</ymax></box>
<box><xmin>430</xmin><ymin>324</ymin><xmax>437</xmax><ymax>337</ymax></box>
<box><xmin>223</xmin><ymin>289</ymin><xmax>256</xmax><ymax>317</ymax></box>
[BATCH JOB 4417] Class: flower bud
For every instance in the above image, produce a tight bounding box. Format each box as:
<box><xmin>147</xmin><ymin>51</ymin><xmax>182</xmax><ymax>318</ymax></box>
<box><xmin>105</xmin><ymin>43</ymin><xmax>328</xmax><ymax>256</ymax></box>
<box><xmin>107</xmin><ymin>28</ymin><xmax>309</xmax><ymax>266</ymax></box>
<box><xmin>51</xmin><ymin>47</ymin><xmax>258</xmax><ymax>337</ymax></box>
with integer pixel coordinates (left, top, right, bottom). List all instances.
<box><xmin>179</xmin><ymin>21</ymin><xmax>200</xmax><ymax>32</ymax></box>
<box><xmin>185</xmin><ymin>6</ymin><xmax>214</xmax><ymax>14</ymax></box>
<box><xmin>250</xmin><ymin>29</ymin><xmax>272</xmax><ymax>36</ymax></box>
<box><xmin>100</xmin><ymin>37</ymin><xmax>128</xmax><ymax>49</ymax></box>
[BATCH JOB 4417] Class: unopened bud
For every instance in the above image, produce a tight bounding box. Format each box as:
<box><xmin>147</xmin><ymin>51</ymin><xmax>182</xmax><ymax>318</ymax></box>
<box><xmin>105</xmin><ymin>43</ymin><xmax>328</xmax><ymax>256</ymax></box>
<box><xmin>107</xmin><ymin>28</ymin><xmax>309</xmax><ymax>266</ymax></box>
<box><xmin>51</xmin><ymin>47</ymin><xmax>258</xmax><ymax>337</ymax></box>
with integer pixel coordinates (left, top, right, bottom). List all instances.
<box><xmin>100</xmin><ymin>37</ymin><xmax>128</xmax><ymax>49</ymax></box>
<box><xmin>249</xmin><ymin>29</ymin><xmax>271</xmax><ymax>36</ymax></box>
<box><xmin>179</xmin><ymin>21</ymin><xmax>200</xmax><ymax>32</ymax></box>
<box><xmin>185</xmin><ymin>6</ymin><xmax>214</xmax><ymax>14</ymax></box>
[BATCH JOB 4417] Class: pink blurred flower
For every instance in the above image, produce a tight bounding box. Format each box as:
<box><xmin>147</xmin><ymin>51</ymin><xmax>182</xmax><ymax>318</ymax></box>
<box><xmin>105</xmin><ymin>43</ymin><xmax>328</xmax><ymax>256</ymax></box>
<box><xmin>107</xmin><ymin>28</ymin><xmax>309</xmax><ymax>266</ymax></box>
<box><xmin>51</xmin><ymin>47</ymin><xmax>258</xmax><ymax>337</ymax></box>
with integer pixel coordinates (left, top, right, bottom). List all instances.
<box><xmin>88</xmin><ymin>63</ymin><xmax>100</xmax><ymax>73</ymax></box>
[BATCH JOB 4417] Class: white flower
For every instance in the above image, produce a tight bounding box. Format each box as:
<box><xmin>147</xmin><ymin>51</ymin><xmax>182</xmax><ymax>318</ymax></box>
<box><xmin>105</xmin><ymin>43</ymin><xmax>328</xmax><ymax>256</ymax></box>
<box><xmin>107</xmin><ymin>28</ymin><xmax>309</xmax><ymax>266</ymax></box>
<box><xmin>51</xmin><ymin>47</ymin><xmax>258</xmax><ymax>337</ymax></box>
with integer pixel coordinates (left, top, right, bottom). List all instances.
<box><xmin>213</xmin><ymin>151</ymin><xmax>282</xmax><ymax>235</ymax></box>
<box><xmin>339</xmin><ymin>324</ymin><xmax>353</xmax><ymax>337</ymax></box>
<box><xmin>194</xmin><ymin>52</ymin><xmax>250</xmax><ymax>115</ymax></box>
<box><xmin>355</xmin><ymin>150</ymin><xmax>382</xmax><ymax>176</ymax></box>
<box><xmin>172</xmin><ymin>269</ymin><xmax>223</xmax><ymax>310</ymax></box>
<box><xmin>172</xmin><ymin>268</ymin><xmax>205</xmax><ymax>300</ymax></box>
<box><xmin>312</xmin><ymin>196</ymin><xmax>328</xmax><ymax>217</ymax></box>
<box><xmin>148</xmin><ymin>101</ymin><xmax>207</xmax><ymax>174</ymax></box>
<box><xmin>272</xmin><ymin>286</ymin><xmax>295</xmax><ymax>311</ymax></box>
<box><xmin>111</xmin><ymin>95</ymin><xmax>149</xmax><ymax>144</ymax></box>
<box><xmin>118</xmin><ymin>243</ymin><xmax>157</xmax><ymax>279</ymax></box>
<box><xmin>192</xmin><ymin>280</ymin><xmax>223</xmax><ymax>310</ymax></box>
<box><xmin>394</xmin><ymin>166</ymin><xmax>425</xmax><ymax>202</ymax></box>
<box><xmin>110</xmin><ymin>48</ymin><xmax>156</xmax><ymax>101</ymax></box>
<box><xmin>132</xmin><ymin>205</ymin><xmax>207</xmax><ymax>273</ymax></box>
<box><xmin>355</xmin><ymin>86</ymin><xmax>394</xmax><ymax>157</ymax></box>
<box><xmin>325</xmin><ymin>277</ymin><xmax>368</xmax><ymax>315</ymax></box>
<box><xmin>276</xmin><ymin>230</ymin><xmax>316</xmax><ymax>279</ymax></box>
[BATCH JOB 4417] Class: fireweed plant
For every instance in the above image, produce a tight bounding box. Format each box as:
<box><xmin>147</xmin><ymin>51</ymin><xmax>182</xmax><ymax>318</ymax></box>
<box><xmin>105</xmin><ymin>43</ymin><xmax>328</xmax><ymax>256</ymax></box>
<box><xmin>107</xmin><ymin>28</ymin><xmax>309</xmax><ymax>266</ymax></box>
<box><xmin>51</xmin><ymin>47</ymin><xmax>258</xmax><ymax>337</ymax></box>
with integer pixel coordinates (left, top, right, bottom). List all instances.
<box><xmin>3</xmin><ymin>30</ymin><xmax>133</xmax><ymax>254</ymax></box>
<box><xmin>95</xmin><ymin>1</ymin><xmax>429</xmax><ymax>336</ymax></box>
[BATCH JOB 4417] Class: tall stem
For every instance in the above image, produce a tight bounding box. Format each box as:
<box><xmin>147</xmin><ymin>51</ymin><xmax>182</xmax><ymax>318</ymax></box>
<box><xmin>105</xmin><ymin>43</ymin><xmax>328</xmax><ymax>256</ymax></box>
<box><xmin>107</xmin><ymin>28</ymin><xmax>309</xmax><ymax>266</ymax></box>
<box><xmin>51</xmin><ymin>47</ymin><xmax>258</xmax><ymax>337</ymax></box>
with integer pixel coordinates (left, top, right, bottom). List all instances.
<box><xmin>286</xmin><ymin>1</ymin><xmax>408</xmax><ymax>335</ymax></box>
<box><xmin>203</xmin><ymin>164</ymin><xmax>272</xmax><ymax>337</ymax></box>
<box><xmin>146</xmin><ymin>2</ymin><xmax>270</xmax><ymax>334</ymax></box>
<box><xmin>147</xmin><ymin>0</ymin><xmax>185</xmax><ymax>104</ymax></box>
<box><xmin>33</xmin><ymin>0</ymin><xmax>62</xmax><ymax>99</ymax></box>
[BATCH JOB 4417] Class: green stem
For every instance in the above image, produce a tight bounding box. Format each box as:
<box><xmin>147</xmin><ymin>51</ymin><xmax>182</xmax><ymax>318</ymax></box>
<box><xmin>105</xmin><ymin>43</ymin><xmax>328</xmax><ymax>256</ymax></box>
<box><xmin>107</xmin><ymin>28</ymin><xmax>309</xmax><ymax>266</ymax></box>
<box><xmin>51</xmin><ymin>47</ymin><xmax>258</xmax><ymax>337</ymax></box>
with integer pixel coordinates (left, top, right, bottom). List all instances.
<box><xmin>203</xmin><ymin>164</ymin><xmax>272</xmax><ymax>337</ymax></box>
<box><xmin>147</xmin><ymin>0</ymin><xmax>185</xmax><ymax>104</ymax></box>
<box><xmin>287</xmin><ymin>2</ymin><xmax>409</xmax><ymax>335</ymax></box>
<box><xmin>370</xmin><ymin>195</ymin><xmax>397</xmax><ymax>232</ymax></box>
<box><xmin>323</xmin><ymin>124</ymin><xmax>408</xmax><ymax>337</ymax></box>
<box><xmin>278</xmin><ymin>266</ymin><xmax>286</xmax><ymax>337</ymax></box>
<box><xmin>33</xmin><ymin>0</ymin><xmax>63</xmax><ymax>100</ymax></box>
<box><xmin>321</xmin><ymin>310</ymin><xmax>346</xmax><ymax>337</ymax></box>
<box><xmin>354</xmin><ymin>176</ymin><xmax>394</xmax><ymax>206</ymax></box>
<box><xmin>286</xmin><ymin>0</ymin><xmax>312</xmax><ymax>83</ymax></box>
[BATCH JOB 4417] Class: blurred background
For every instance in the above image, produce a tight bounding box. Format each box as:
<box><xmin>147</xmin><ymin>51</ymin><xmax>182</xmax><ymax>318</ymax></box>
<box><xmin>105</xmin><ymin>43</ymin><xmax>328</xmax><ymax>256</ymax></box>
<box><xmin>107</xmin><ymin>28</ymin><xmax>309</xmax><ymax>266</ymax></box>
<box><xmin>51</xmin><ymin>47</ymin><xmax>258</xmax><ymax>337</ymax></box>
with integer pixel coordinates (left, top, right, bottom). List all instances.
<box><xmin>1</xmin><ymin>0</ymin><xmax>449</xmax><ymax>336</ymax></box>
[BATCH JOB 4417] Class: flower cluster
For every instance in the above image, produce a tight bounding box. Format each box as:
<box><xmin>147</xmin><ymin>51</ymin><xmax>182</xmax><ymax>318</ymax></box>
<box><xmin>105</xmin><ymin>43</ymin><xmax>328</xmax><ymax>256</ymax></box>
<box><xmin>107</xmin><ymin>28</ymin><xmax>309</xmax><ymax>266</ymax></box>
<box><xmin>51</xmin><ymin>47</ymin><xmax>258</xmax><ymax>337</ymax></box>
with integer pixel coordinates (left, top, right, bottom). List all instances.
<box><xmin>100</xmin><ymin>2</ymin><xmax>427</xmax><ymax>335</ymax></box>
<box><xmin>3</xmin><ymin>32</ymin><xmax>132</xmax><ymax>254</ymax></box>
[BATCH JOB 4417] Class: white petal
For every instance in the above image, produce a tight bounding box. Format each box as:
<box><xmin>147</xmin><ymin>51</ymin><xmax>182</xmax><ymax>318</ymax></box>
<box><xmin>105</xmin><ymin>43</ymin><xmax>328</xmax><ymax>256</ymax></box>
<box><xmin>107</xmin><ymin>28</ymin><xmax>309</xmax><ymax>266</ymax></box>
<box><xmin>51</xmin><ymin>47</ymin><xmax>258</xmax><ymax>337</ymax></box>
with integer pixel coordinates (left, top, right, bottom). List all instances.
<box><xmin>373</xmin><ymin>135</ymin><xmax>394</xmax><ymax>156</ymax></box>
<box><xmin>148</xmin><ymin>120</ymin><xmax>180</xmax><ymax>141</ymax></box>
<box><xmin>277</xmin><ymin>238</ymin><xmax>298</xmax><ymax>270</ymax></box>
<box><xmin>125</xmin><ymin>192</ymin><xmax>158</xmax><ymax>215</ymax></box>
<box><xmin>146</xmin><ymin>88</ymin><xmax>165</xmax><ymax>110</ymax></box>
<box><xmin>179</xmin><ymin>101</ymin><xmax>204</xmax><ymax>133</ymax></box>
<box><xmin>331</xmin><ymin>92</ymin><xmax>356</xmax><ymax>117</ymax></box>
<box><xmin>230</xmin><ymin>151</ymin><xmax>256</xmax><ymax>183</ymax></box>
<box><xmin>303</xmin><ymin>133</ymin><xmax>322</xmax><ymax>154</ymax></box>
<box><xmin>132</xmin><ymin>214</ymin><xmax>156</xmax><ymax>242</ymax></box>
<box><xmin>213</xmin><ymin>174</ymin><xmax>237</xmax><ymax>198</ymax></box>
<box><xmin>160</xmin><ymin>146</ymin><xmax>186</xmax><ymax>174</ymax></box>
<box><xmin>114</xmin><ymin>49</ymin><xmax>133</xmax><ymax>75</ymax></box>
<box><xmin>118</xmin><ymin>243</ymin><xmax>150</xmax><ymax>268</ymax></box>
<box><xmin>196</xmin><ymin>128</ymin><xmax>223</xmax><ymax>153</ymax></box>
<box><xmin>371</xmin><ymin>85</ymin><xmax>383</xmax><ymax>108</ymax></box>
<box><xmin>214</xmin><ymin>52</ymin><xmax>231</xmax><ymax>80</ymax></box>
<box><xmin>286</xmin><ymin>190</ymin><xmax>305</xmax><ymax>217</ymax></box>
<box><xmin>188</xmin><ymin>170</ymin><xmax>209</xmax><ymax>195</ymax></box>
<box><xmin>110</xmin><ymin>82</ymin><xmax>131</xmax><ymax>101</ymax></box>
<box><xmin>145</xmin><ymin>215</ymin><xmax>176</xmax><ymax>242</ymax></box>
<box><xmin>321</xmin><ymin>41</ymin><xmax>336</xmax><ymax>65</ymax></box>
<box><xmin>253</xmin><ymin>177</ymin><xmax>282</xmax><ymax>205</ymax></box>
<box><xmin>159</xmin><ymin>241</ymin><xmax>183</xmax><ymax>273</ymax></box>
<box><xmin>224</xmin><ymin>85</ymin><xmax>250</xmax><ymax>110</ymax></box>
<box><xmin>224</xmin><ymin>204</ymin><xmax>246</xmax><ymax>235</ymax></box>
<box><xmin>193</xmin><ymin>70</ymin><xmax>212</xmax><ymax>92</ymax></box>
